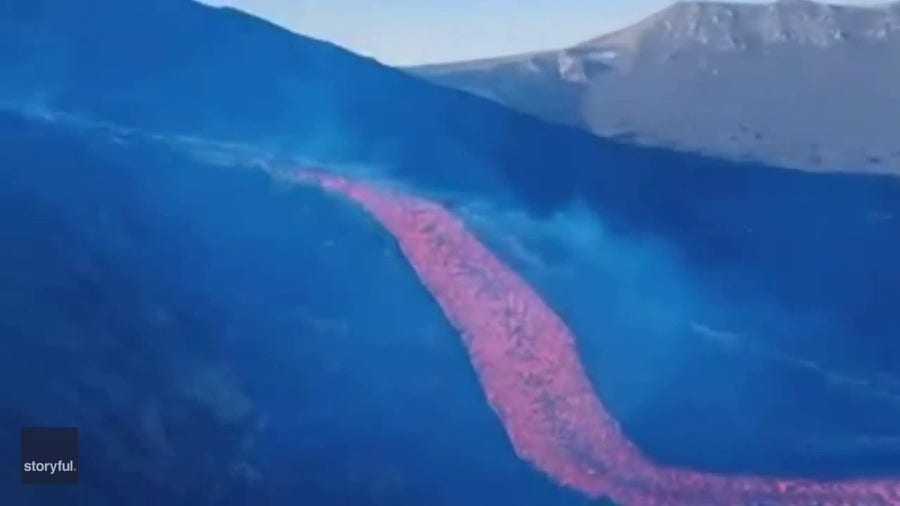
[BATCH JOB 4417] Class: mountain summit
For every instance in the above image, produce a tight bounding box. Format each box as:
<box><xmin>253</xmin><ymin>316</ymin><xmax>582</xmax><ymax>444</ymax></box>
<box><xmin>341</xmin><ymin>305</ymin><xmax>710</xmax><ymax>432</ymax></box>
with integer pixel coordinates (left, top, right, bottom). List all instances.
<box><xmin>579</xmin><ymin>0</ymin><xmax>900</xmax><ymax>59</ymax></box>
<box><xmin>412</xmin><ymin>0</ymin><xmax>900</xmax><ymax>174</ymax></box>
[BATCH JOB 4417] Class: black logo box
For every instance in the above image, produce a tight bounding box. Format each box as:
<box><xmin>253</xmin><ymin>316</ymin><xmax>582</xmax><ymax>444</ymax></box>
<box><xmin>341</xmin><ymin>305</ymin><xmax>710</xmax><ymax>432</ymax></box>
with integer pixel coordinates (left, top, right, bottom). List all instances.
<box><xmin>21</xmin><ymin>427</ymin><xmax>79</xmax><ymax>485</ymax></box>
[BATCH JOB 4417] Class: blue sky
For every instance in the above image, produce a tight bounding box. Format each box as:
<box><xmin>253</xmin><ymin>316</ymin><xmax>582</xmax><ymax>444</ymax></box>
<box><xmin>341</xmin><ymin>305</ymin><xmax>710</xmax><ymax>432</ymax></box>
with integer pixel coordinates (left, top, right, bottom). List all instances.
<box><xmin>200</xmin><ymin>0</ymin><xmax>884</xmax><ymax>65</ymax></box>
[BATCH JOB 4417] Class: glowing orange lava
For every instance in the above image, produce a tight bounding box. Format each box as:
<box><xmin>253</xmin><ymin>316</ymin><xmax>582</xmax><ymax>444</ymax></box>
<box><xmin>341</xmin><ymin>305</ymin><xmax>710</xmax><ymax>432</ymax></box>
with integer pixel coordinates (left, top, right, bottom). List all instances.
<box><xmin>297</xmin><ymin>169</ymin><xmax>900</xmax><ymax>506</ymax></box>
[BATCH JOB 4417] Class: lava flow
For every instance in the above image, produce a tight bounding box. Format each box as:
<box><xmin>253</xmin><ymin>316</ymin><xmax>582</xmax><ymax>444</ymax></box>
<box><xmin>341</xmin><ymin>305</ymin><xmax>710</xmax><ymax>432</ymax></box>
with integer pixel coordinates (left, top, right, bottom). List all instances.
<box><xmin>296</xmin><ymin>169</ymin><xmax>900</xmax><ymax>506</ymax></box>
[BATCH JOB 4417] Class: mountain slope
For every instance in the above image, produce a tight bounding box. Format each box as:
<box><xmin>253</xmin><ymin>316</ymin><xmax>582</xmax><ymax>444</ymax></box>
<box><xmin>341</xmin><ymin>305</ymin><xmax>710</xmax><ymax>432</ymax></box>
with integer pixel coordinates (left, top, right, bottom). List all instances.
<box><xmin>0</xmin><ymin>0</ymin><xmax>612</xmax><ymax>208</ymax></box>
<box><xmin>411</xmin><ymin>0</ymin><xmax>900</xmax><ymax>175</ymax></box>
<box><xmin>4</xmin><ymin>0</ymin><xmax>900</xmax><ymax>503</ymax></box>
<box><xmin>0</xmin><ymin>109</ymin><xmax>601</xmax><ymax>506</ymax></box>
